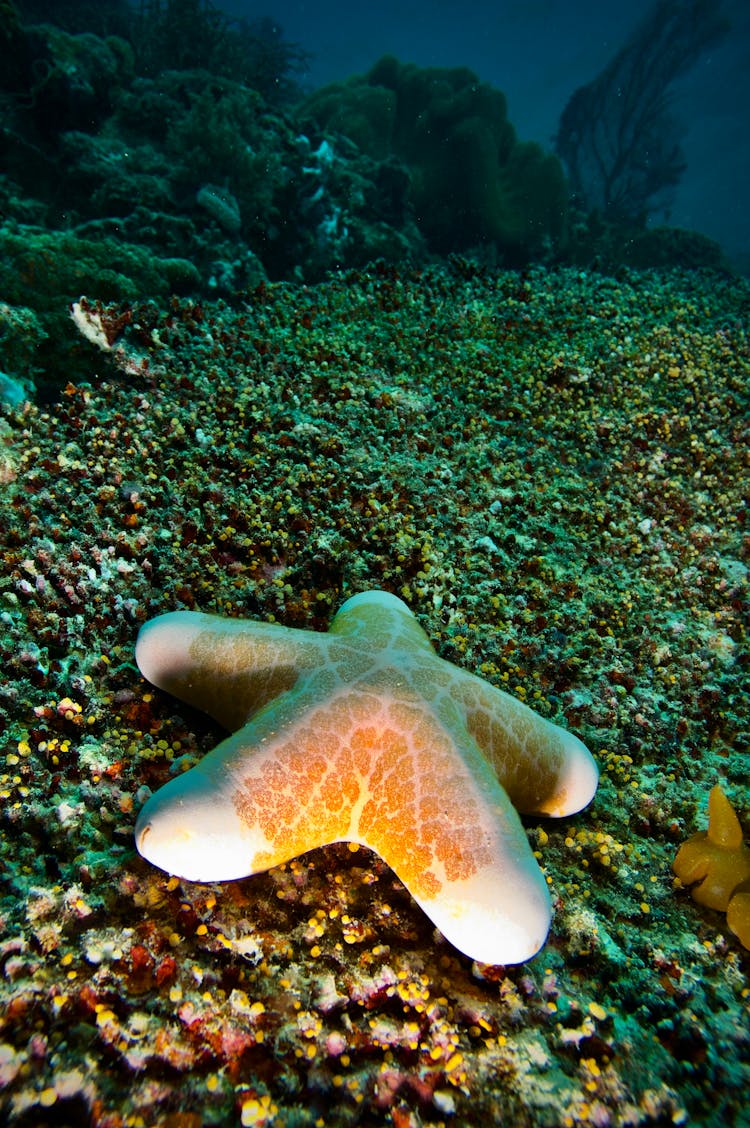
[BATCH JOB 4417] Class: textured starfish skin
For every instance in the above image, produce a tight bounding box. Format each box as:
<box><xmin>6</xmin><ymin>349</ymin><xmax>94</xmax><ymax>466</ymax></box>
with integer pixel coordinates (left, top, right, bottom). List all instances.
<box><xmin>135</xmin><ymin>591</ymin><xmax>598</xmax><ymax>964</ymax></box>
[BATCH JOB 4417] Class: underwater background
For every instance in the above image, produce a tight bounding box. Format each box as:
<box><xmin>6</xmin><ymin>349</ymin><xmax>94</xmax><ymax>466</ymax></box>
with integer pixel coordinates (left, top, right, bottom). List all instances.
<box><xmin>0</xmin><ymin>1</ymin><xmax>748</xmax><ymax>1125</ymax></box>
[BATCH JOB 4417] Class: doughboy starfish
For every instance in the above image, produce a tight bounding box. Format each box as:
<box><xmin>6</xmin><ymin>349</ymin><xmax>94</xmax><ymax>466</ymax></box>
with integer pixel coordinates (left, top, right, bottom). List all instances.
<box><xmin>135</xmin><ymin>591</ymin><xmax>597</xmax><ymax>964</ymax></box>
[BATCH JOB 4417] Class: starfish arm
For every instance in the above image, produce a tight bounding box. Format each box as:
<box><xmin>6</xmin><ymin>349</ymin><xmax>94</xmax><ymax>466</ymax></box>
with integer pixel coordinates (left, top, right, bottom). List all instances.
<box><xmin>331</xmin><ymin>592</ymin><xmax>597</xmax><ymax>818</ymax></box>
<box><xmin>135</xmin><ymin>610</ymin><xmax>321</xmax><ymax>731</ymax></box>
<box><xmin>330</xmin><ymin>590</ymin><xmax>435</xmax><ymax>653</ymax></box>
<box><xmin>345</xmin><ymin>696</ymin><xmax>552</xmax><ymax>965</ymax></box>
<box><xmin>135</xmin><ymin>681</ymin><xmax>377</xmax><ymax>882</ymax></box>
<box><xmin>136</xmin><ymin>679</ymin><xmax>551</xmax><ymax>964</ymax></box>
<box><xmin>408</xmin><ymin>804</ymin><xmax>552</xmax><ymax>966</ymax></box>
<box><xmin>451</xmin><ymin>669</ymin><xmax>598</xmax><ymax>817</ymax></box>
<box><xmin>135</xmin><ymin>726</ymin><xmax>267</xmax><ymax>882</ymax></box>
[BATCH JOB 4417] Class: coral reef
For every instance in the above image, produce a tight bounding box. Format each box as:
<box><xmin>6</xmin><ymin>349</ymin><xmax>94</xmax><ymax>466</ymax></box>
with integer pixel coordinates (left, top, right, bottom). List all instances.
<box><xmin>299</xmin><ymin>56</ymin><xmax>569</xmax><ymax>261</ymax></box>
<box><xmin>0</xmin><ymin>261</ymin><xmax>748</xmax><ymax>1125</ymax></box>
<box><xmin>0</xmin><ymin>226</ymin><xmax>199</xmax><ymax>400</ymax></box>
<box><xmin>0</xmin><ymin>7</ymin><xmax>731</xmax><ymax>402</ymax></box>
<box><xmin>0</xmin><ymin>16</ymin><xmax>428</xmax><ymax>398</ymax></box>
<box><xmin>0</xmin><ymin>14</ymin><xmax>422</xmax><ymax>288</ymax></box>
<box><xmin>1</xmin><ymin>6</ymin><xmax>746</xmax><ymax>1124</ymax></box>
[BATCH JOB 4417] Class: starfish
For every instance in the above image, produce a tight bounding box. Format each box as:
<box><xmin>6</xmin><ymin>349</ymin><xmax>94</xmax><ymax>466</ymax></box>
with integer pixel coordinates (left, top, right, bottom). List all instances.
<box><xmin>134</xmin><ymin>590</ymin><xmax>598</xmax><ymax>964</ymax></box>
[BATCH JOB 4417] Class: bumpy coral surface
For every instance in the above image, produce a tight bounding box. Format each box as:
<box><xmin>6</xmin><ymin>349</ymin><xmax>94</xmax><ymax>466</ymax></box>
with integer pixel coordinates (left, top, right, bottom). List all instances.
<box><xmin>0</xmin><ymin>262</ymin><xmax>748</xmax><ymax>1126</ymax></box>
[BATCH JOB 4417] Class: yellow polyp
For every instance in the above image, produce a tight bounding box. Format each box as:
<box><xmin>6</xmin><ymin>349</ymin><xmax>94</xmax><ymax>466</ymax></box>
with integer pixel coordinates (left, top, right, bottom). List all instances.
<box><xmin>726</xmin><ymin>883</ymin><xmax>750</xmax><ymax>951</ymax></box>
<box><xmin>707</xmin><ymin>784</ymin><xmax>744</xmax><ymax>849</ymax></box>
<box><xmin>674</xmin><ymin>786</ymin><xmax>750</xmax><ymax>949</ymax></box>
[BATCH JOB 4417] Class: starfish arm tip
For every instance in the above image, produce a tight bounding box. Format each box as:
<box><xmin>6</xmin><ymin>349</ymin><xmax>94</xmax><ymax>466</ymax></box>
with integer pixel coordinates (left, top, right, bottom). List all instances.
<box><xmin>135</xmin><ymin>610</ymin><xmax>203</xmax><ymax>691</ymax></box>
<box><xmin>538</xmin><ymin>729</ymin><xmax>599</xmax><ymax>817</ymax></box>
<box><xmin>135</xmin><ymin>772</ymin><xmax>259</xmax><ymax>883</ymax></box>
<box><xmin>338</xmin><ymin>589</ymin><xmax>414</xmax><ymax>616</ymax></box>
<box><xmin>419</xmin><ymin>865</ymin><xmax>552</xmax><ymax>965</ymax></box>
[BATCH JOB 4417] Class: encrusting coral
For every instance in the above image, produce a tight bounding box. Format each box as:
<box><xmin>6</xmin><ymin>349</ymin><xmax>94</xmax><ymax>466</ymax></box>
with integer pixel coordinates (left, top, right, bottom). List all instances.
<box><xmin>135</xmin><ymin>589</ymin><xmax>598</xmax><ymax>966</ymax></box>
<box><xmin>673</xmin><ymin>784</ymin><xmax>750</xmax><ymax>949</ymax></box>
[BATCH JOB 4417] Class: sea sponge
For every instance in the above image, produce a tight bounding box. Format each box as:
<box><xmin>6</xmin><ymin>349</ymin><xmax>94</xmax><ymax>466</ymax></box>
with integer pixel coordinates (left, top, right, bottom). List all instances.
<box><xmin>673</xmin><ymin>784</ymin><xmax>750</xmax><ymax>949</ymax></box>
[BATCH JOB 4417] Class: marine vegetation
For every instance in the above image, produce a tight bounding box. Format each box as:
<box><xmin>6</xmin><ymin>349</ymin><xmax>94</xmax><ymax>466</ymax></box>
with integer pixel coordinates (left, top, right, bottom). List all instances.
<box><xmin>555</xmin><ymin>0</ymin><xmax>729</xmax><ymax>224</ymax></box>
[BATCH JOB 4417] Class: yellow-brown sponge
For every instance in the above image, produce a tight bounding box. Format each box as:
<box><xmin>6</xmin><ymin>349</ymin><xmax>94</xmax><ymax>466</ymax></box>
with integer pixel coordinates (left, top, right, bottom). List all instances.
<box><xmin>673</xmin><ymin>784</ymin><xmax>750</xmax><ymax>949</ymax></box>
